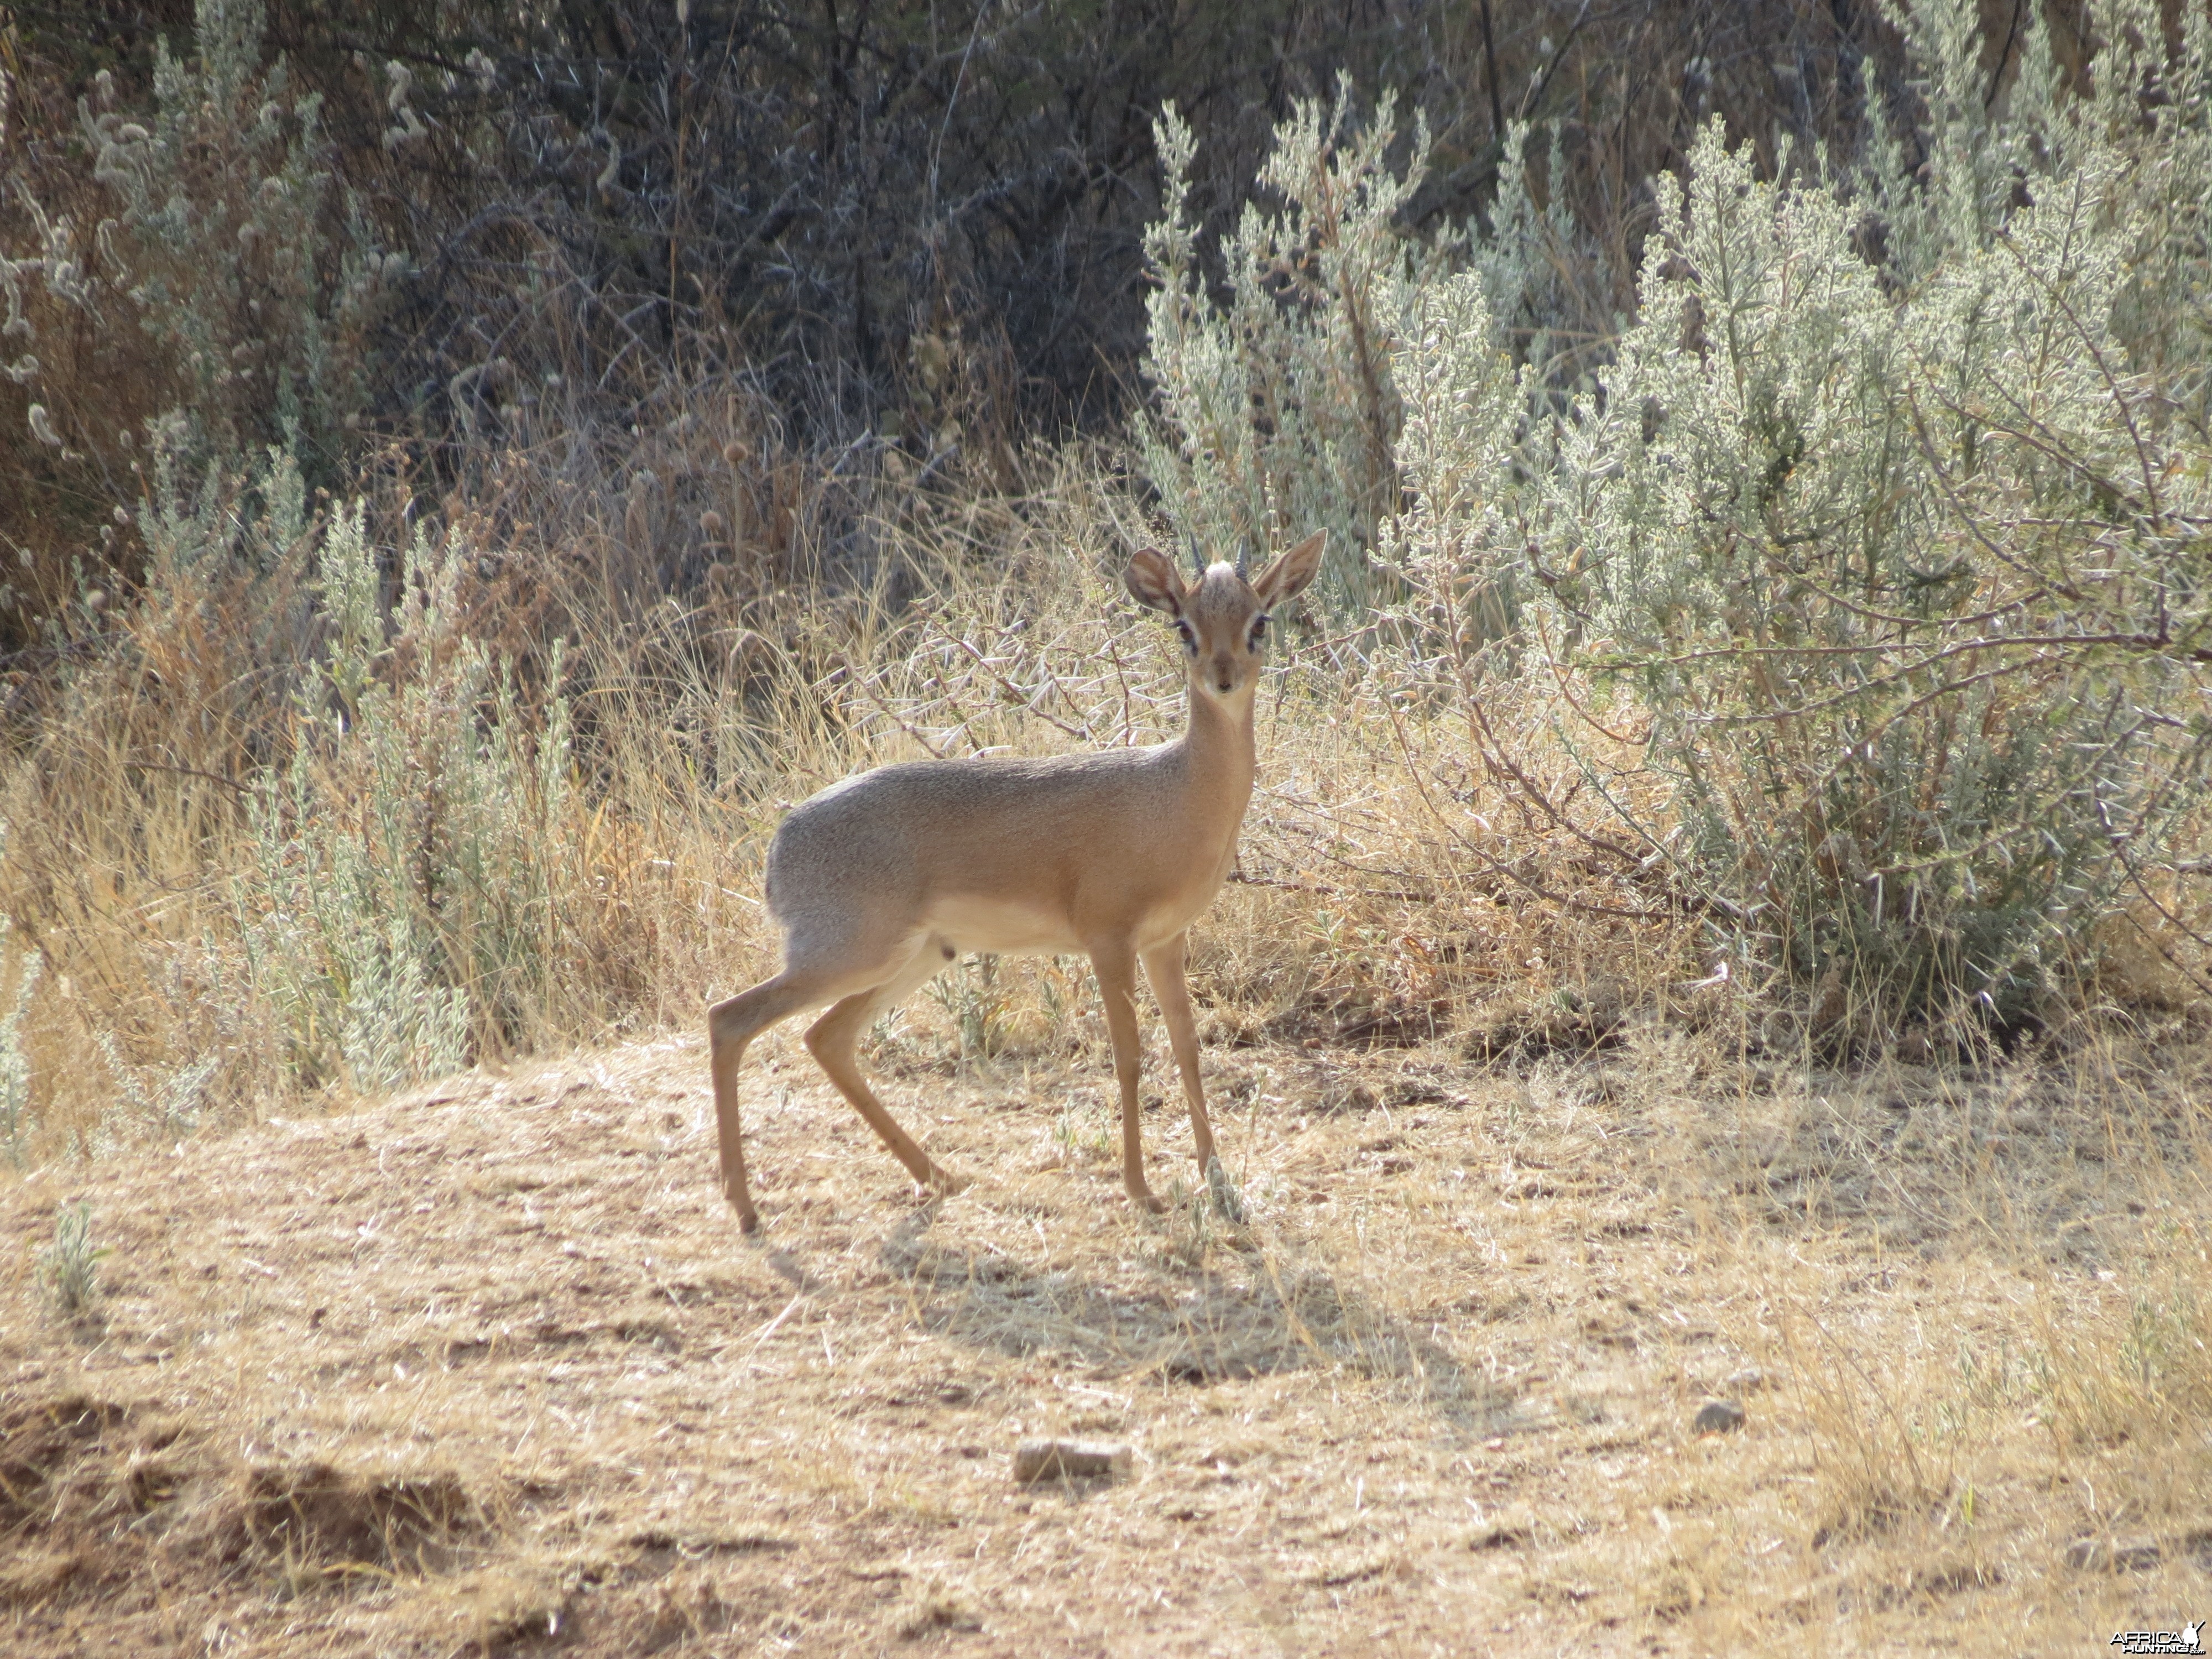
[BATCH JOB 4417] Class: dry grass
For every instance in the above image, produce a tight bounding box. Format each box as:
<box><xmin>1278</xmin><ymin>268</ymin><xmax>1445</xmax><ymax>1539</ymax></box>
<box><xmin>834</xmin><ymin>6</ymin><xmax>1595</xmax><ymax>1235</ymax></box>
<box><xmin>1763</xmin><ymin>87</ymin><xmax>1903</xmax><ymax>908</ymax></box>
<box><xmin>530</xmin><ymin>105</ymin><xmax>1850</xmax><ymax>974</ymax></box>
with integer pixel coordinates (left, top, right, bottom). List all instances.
<box><xmin>0</xmin><ymin>424</ymin><xmax>1672</xmax><ymax>1164</ymax></box>
<box><xmin>4</xmin><ymin>1005</ymin><xmax>2211</xmax><ymax>1654</ymax></box>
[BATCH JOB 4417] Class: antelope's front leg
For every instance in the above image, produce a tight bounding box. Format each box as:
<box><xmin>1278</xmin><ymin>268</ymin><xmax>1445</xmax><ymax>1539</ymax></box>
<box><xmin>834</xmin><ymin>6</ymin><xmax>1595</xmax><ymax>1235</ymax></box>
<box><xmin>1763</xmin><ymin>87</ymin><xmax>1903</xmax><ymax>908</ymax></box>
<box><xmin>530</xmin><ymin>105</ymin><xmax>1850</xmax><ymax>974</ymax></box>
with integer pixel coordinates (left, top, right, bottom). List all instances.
<box><xmin>1142</xmin><ymin>932</ymin><xmax>1213</xmax><ymax>1172</ymax></box>
<box><xmin>1090</xmin><ymin>940</ymin><xmax>1166</xmax><ymax>1214</ymax></box>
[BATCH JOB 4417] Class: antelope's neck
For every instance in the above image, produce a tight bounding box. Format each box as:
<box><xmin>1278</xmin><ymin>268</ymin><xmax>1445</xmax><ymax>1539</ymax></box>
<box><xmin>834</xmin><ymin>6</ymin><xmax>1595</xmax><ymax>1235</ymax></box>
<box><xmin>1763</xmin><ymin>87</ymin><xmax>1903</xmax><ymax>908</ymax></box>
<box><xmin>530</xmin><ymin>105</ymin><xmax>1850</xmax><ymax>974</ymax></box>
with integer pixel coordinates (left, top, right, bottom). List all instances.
<box><xmin>1179</xmin><ymin>682</ymin><xmax>1258</xmax><ymax>846</ymax></box>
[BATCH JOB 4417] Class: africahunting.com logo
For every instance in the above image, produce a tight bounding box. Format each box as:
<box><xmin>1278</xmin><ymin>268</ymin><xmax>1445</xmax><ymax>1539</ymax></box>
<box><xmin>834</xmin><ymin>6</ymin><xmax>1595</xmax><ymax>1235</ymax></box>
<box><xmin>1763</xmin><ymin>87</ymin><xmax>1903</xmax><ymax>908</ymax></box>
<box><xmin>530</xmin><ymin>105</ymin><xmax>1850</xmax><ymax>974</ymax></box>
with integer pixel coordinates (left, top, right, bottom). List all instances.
<box><xmin>2112</xmin><ymin>1623</ymin><xmax>2203</xmax><ymax>1655</ymax></box>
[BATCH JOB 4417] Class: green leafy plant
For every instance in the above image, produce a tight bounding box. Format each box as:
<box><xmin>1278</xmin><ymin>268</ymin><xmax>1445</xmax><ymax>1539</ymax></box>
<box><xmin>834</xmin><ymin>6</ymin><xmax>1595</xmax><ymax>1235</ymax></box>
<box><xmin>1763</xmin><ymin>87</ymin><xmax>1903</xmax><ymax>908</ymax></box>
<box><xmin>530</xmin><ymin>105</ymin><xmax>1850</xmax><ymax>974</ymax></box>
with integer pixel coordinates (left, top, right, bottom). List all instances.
<box><xmin>39</xmin><ymin>1200</ymin><xmax>107</xmax><ymax>1316</ymax></box>
<box><xmin>928</xmin><ymin>954</ymin><xmax>1011</xmax><ymax>1065</ymax></box>
<box><xmin>0</xmin><ymin>904</ymin><xmax>40</xmax><ymax>1168</ymax></box>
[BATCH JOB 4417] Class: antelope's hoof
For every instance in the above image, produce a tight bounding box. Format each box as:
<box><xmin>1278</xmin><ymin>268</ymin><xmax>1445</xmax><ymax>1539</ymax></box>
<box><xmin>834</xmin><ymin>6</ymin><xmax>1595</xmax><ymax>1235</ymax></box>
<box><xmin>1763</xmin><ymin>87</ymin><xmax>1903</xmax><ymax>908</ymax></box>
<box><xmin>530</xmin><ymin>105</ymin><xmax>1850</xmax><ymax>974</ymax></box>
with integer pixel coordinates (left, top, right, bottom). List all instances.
<box><xmin>924</xmin><ymin>1167</ymin><xmax>967</xmax><ymax>1198</ymax></box>
<box><xmin>1129</xmin><ymin>1188</ymin><xmax>1168</xmax><ymax>1215</ymax></box>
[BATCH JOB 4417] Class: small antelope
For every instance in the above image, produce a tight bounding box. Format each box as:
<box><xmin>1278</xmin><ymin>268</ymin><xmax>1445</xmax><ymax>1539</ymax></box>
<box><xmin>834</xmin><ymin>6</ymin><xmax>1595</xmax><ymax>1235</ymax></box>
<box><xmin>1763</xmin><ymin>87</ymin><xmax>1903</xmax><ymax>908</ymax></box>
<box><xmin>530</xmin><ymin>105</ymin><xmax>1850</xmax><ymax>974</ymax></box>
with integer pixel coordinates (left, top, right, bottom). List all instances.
<box><xmin>707</xmin><ymin>530</ymin><xmax>1326</xmax><ymax>1231</ymax></box>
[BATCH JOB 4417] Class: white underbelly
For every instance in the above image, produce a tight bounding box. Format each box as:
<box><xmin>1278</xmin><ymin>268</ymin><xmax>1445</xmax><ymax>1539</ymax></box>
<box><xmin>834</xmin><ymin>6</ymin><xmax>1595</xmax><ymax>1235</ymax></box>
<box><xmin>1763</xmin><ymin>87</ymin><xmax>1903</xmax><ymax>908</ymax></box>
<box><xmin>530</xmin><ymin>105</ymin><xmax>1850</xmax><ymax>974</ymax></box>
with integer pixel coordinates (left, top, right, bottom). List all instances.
<box><xmin>926</xmin><ymin>895</ymin><xmax>1084</xmax><ymax>957</ymax></box>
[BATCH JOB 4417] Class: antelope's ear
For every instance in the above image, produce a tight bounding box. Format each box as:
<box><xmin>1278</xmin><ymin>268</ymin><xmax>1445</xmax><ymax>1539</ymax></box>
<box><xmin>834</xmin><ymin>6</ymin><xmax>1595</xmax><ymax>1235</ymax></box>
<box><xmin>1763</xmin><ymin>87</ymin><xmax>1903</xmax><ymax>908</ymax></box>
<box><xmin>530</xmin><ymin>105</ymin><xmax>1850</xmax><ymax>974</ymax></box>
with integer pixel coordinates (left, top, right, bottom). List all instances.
<box><xmin>1124</xmin><ymin>547</ymin><xmax>1187</xmax><ymax>615</ymax></box>
<box><xmin>1254</xmin><ymin>530</ymin><xmax>1325</xmax><ymax>607</ymax></box>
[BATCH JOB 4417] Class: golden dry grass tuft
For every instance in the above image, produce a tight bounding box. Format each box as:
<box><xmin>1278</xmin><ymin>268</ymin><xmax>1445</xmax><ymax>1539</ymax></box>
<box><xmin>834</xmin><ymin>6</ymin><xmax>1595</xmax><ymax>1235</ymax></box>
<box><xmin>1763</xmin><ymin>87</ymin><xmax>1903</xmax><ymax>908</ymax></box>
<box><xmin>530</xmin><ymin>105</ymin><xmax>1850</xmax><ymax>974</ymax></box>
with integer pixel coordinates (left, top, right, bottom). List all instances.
<box><xmin>0</xmin><ymin>429</ymin><xmax>1676</xmax><ymax>1164</ymax></box>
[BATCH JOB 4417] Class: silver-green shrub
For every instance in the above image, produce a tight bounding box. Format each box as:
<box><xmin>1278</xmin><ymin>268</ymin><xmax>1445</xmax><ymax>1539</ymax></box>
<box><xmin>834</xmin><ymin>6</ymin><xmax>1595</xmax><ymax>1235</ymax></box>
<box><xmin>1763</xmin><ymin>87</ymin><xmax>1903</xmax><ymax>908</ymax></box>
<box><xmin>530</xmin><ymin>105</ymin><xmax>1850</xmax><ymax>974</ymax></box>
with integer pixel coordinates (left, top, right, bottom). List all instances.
<box><xmin>1491</xmin><ymin>4</ymin><xmax>2212</xmax><ymax>1033</ymax></box>
<box><xmin>1174</xmin><ymin>1</ymin><xmax>2212</xmax><ymax>1034</ymax></box>
<box><xmin>1139</xmin><ymin>86</ymin><xmax>1574</xmax><ymax>627</ymax></box>
<box><xmin>0</xmin><ymin>899</ymin><xmax>40</xmax><ymax>1167</ymax></box>
<box><xmin>2083</xmin><ymin>0</ymin><xmax>2212</xmax><ymax>430</ymax></box>
<box><xmin>96</xmin><ymin>1030</ymin><xmax>215</xmax><ymax>1143</ymax></box>
<box><xmin>3</xmin><ymin>0</ymin><xmax>401</xmax><ymax>474</ymax></box>
<box><xmin>38</xmin><ymin>1201</ymin><xmax>106</xmax><ymax>1317</ymax></box>
<box><xmin>1140</xmin><ymin>82</ymin><xmax>1449</xmax><ymax>615</ymax></box>
<box><xmin>1375</xmin><ymin>269</ymin><xmax>1522</xmax><ymax>658</ymax></box>
<box><xmin>241</xmin><ymin>500</ymin><xmax>576</xmax><ymax>1094</ymax></box>
<box><xmin>1466</xmin><ymin>122</ymin><xmax>1585</xmax><ymax>393</ymax></box>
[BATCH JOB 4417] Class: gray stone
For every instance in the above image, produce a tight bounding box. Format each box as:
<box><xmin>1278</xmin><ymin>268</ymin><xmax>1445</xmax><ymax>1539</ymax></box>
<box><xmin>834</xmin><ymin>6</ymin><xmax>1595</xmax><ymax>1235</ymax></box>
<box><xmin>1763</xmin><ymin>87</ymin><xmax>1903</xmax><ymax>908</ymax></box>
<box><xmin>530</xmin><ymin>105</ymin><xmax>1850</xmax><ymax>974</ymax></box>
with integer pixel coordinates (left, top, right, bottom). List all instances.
<box><xmin>1692</xmin><ymin>1399</ymin><xmax>1746</xmax><ymax>1436</ymax></box>
<box><xmin>1013</xmin><ymin>1438</ymin><xmax>1133</xmax><ymax>1483</ymax></box>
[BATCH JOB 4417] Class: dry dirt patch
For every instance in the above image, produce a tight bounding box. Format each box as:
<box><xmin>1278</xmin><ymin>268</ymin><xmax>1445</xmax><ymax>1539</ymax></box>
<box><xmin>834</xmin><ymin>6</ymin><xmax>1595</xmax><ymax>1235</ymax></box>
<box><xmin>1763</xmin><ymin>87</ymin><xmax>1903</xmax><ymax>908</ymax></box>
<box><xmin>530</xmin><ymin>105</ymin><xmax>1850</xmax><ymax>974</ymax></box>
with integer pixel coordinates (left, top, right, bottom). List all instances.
<box><xmin>2</xmin><ymin>1025</ymin><xmax>2207</xmax><ymax>1654</ymax></box>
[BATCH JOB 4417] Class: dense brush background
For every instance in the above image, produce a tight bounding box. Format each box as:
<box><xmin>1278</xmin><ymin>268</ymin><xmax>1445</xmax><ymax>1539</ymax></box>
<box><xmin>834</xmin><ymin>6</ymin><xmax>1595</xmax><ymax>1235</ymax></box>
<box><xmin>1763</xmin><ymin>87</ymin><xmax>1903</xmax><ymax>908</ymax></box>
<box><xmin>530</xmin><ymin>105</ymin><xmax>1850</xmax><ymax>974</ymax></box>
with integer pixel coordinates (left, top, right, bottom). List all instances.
<box><xmin>4</xmin><ymin>0</ymin><xmax>2207</xmax><ymax>1153</ymax></box>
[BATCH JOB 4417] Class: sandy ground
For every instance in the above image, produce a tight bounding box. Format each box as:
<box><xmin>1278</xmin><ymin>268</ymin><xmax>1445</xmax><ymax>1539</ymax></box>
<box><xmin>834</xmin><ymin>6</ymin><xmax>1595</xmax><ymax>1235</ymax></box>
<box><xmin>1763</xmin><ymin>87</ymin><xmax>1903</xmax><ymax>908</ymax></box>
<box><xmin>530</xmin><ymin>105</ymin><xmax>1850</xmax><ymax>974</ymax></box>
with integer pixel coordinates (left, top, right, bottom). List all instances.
<box><xmin>2</xmin><ymin>1021</ymin><xmax>2203</xmax><ymax>1655</ymax></box>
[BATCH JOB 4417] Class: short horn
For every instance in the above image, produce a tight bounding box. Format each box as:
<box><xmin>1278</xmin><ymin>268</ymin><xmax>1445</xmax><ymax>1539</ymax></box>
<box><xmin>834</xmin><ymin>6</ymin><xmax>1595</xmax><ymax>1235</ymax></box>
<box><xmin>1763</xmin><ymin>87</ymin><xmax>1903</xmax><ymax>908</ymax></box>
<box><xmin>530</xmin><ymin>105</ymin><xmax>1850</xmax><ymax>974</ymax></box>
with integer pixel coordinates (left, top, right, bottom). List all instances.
<box><xmin>1185</xmin><ymin>529</ymin><xmax>1204</xmax><ymax>577</ymax></box>
<box><xmin>1237</xmin><ymin>542</ymin><xmax>1250</xmax><ymax>580</ymax></box>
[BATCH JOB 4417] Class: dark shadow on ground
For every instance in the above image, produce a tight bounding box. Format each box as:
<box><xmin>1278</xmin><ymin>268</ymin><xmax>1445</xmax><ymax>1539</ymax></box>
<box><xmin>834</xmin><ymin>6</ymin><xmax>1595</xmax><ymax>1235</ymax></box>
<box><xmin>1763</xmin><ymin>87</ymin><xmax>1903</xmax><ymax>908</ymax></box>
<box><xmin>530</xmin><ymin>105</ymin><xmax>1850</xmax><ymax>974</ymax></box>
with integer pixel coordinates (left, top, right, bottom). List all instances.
<box><xmin>874</xmin><ymin>1210</ymin><xmax>1512</xmax><ymax>1430</ymax></box>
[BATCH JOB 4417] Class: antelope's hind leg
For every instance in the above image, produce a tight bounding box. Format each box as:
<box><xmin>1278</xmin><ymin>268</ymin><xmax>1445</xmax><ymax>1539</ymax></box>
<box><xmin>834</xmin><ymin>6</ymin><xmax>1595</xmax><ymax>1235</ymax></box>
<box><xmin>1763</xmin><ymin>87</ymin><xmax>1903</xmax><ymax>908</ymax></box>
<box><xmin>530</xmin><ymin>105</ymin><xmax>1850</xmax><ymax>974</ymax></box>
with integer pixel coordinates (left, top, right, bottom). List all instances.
<box><xmin>708</xmin><ymin>974</ymin><xmax>821</xmax><ymax>1232</ymax></box>
<box><xmin>804</xmin><ymin>937</ymin><xmax>962</xmax><ymax>1196</ymax></box>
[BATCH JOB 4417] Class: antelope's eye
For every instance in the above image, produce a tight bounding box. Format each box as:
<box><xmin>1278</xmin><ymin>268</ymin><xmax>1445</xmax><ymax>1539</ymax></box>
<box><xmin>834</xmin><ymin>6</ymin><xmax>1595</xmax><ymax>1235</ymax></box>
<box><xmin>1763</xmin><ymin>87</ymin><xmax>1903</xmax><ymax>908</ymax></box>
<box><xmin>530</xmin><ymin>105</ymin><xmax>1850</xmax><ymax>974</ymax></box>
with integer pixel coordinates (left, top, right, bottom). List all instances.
<box><xmin>1175</xmin><ymin>618</ymin><xmax>1197</xmax><ymax>653</ymax></box>
<box><xmin>1249</xmin><ymin>613</ymin><xmax>1271</xmax><ymax>645</ymax></box>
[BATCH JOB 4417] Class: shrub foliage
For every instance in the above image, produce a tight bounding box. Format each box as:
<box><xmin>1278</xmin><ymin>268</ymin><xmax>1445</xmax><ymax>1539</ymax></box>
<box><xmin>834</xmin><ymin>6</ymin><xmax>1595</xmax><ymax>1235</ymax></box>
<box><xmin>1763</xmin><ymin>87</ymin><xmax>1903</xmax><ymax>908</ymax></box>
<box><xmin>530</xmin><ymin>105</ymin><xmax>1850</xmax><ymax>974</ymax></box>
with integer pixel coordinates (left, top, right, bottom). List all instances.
<box><xmin>1575</xmin><ymin>4</ymin><xmax>2199</xmax><ymax>1035</ymax></box>
<box><xmin>1150</xmin><ymin>0</ymin><xmax>2212</xmax><ymax>1038</ymax></box>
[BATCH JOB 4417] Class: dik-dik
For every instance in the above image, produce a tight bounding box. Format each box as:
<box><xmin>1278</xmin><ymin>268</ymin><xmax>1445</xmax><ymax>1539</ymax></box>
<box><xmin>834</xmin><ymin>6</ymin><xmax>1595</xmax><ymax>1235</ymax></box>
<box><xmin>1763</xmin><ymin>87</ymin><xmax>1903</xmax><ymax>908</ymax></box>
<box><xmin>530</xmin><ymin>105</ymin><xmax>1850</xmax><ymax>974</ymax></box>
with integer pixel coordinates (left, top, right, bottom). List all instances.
<box><xmin>707</xmin><ymin>531</ymin><xmax>1326</xmax><ymax>1230</ymax></box>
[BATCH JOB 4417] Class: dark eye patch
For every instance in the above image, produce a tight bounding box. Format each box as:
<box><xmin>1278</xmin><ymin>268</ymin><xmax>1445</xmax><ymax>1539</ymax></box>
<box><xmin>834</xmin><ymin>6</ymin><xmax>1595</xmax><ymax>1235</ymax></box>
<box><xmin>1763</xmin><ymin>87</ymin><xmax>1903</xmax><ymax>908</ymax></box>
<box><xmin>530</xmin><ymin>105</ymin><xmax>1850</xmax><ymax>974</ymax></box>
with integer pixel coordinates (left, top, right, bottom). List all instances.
<box><xmin>1249</xmin><ymin>613</ymin><xmax>1271</xmax><ymax>643</ymax></box>
<box><xmin>1175</xmin><ymin>618</ymin><xmax>1198</xmax><ymax>652</ymax></box>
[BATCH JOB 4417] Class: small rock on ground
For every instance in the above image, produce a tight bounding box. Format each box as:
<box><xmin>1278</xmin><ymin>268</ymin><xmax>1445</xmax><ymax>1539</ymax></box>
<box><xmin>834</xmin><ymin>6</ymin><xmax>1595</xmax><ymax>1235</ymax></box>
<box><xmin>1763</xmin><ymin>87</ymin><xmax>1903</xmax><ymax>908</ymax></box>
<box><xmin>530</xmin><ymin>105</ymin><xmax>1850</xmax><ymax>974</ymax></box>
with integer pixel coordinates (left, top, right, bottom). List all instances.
<box><xmin>1692</xmin><ymin>1399</ymin><xmax>1746</xmax><ymax>1436</ymax></box>
<box><xmin>1013</xmin><ymin>1439</ymin><xmax>1133</xmax><ymax>1483</ymax></box>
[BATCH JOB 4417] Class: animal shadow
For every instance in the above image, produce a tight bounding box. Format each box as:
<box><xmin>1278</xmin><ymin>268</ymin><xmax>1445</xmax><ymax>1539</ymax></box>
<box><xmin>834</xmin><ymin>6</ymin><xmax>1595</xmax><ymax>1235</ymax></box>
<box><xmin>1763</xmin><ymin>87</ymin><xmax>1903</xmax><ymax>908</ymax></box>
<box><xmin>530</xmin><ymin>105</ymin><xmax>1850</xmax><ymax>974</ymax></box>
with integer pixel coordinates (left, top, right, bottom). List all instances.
<box><xmin>878</xmin><ymin>1211</ymin><xmax>1504</xmax><ymax>1425</ymax></box>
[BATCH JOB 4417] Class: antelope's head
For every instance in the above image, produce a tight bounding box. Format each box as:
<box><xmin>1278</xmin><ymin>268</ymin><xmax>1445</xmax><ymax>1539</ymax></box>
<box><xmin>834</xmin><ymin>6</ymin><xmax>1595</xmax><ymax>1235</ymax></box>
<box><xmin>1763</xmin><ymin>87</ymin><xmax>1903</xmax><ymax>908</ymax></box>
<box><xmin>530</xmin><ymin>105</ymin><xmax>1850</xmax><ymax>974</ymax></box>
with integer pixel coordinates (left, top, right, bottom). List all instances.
<box><xmin>1124</xmin><ymin>530</ymin><xmax>1325</xmax><ymax>705</ymax></box>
